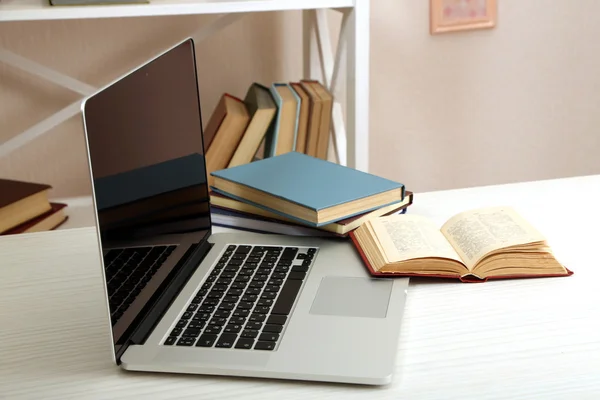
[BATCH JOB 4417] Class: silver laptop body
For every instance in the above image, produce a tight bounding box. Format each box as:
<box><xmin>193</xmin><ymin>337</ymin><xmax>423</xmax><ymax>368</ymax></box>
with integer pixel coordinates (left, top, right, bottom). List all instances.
<box><xmin>80</xmin><ymin>38</ymin><xmax>408</xmax><ymax>386</ymax></box>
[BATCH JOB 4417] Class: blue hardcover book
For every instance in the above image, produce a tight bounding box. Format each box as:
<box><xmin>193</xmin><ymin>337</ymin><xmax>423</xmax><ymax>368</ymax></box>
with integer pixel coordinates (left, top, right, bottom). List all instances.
<box><xmin>210</xmin><ymin>152</ymin><xmax>405</xmax><ymax>226</ymax></box>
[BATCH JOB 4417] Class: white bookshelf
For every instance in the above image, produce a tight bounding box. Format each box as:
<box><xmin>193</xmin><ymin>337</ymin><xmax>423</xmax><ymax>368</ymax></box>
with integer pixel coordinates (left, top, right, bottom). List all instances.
<box><xmin>0</xmin><ymin>0</ymin><xmax>369</xmax><ymax>171</ymax></box>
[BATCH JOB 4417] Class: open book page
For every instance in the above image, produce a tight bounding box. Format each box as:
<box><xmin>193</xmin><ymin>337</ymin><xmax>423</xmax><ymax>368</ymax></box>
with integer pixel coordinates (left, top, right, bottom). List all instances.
<box><xmin>370</xmin><ymin>214</ymin><xmax>463</xmax><ymax>264</ymax></box>
<box><xmin>440</xmin><ymin>206</ymin><xmax>547</xmax><ymax>269</ymax></box>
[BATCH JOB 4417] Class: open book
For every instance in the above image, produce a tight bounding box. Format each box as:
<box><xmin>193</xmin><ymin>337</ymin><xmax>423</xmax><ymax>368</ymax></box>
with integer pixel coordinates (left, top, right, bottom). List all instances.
<box><xmin>350</xmin><ymin>206</ymin><xmax>572</xmax><ymax>282</ymax></box>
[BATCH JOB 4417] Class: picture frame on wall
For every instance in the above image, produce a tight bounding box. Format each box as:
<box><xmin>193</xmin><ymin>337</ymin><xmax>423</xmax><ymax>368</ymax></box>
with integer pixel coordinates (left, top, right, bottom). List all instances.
<box><xmin>430</xmin><ymin>0</ymin><xmax>497</xmax><ymax>35</ymax></box>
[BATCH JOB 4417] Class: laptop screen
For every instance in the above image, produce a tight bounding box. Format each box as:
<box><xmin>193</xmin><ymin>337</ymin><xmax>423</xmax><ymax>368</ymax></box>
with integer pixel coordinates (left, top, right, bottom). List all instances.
<box><xmin>82</xmin><ymin>39</ymin><xmax>211</xmax><ymax>347</ymax></box>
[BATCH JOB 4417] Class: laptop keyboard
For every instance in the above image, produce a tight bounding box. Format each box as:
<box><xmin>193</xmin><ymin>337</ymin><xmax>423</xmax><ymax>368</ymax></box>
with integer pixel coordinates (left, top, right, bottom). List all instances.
<box><xmin>163</xmin><ymin>244</ymin><xmax>316</xmax><ymax>351</ymax></box>
<box><xmin>104</xmin><ymin>245</ymin><xmax>176</xmax><ymax>324</ymax></box>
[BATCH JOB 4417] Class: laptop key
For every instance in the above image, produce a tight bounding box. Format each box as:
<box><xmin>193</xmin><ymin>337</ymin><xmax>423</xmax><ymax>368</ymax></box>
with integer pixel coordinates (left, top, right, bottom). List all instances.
<box><xmin>176</xmin><ymin>337</ymin><xmax>195</xmax><ymax>346</ymax></box>
<box><xmin>274</xmin><ymin>265</ymin><xmax>291</xmax><ymax>273</ymax></box>
<box><xmin>204</xmin><ymin>326</ymin><xmax>222</xmax><ymax>335</ymax></box>
<box><xmin>254</xmin><ymin>341</ymin><xmax>276</xmax><ymax>351</ymax></box>
<box><xmin>241</xmin><ymin>294</ymin><xmax>257</xmax><ymax>302</ymax></box>
<box><xmin>271</xmin><ymin>279</ymin><xmax>302</xmax><ymax>315</ymax></box>
<box><xmin>229</xmin><ymin>316</ymin><xmax>247</xmax><ymax>325</ymax></box>
<box><xmin>216</xmin><ymin>333</ymin><xmax>237</xmax><ymax>348</ymax></box>
<box><xmin>246</xmin><ymin>288</ymin><xmax>261</xmax><ymax>296</ymax></box>
<box><xmin>236</xmin><ymin>245</ymin><xmax>252</xmax><ymax>253</ymax></box>
<box><xmin>194</xmin><ymin>312</ymin><xmax>211</xmax><ymax>321</ymax></box>
<box><xmin>263</xmin><ymin>324</ymin><xmax>283</xmax><ymax>333</ymax></box>
<box><xmin>266</xmin><ymin>315</ymin><xmax>287</xmax><ymax>325</ymax></box>
<box><xmin>182</xmin><ymin>328</ymin><xmax>202</xmax><ymax>337</ymax></box>
<box><xmin>291</xmin><ymin>265</ymin><xmax>309</xmax><ymax>273</ymax></box>
<box><xmin>241</xmin><ymin>329</ymin><xmax>259</xmax><ymax>339</ymax></box>
<box><xmin>257</xmin><ymin>298</ymin><xmax>273</xmax><ymax>307</ymax></box>
<box><xmin>196</xmin><ymin>335</ymin><xmax>216</xmax><ymax>347</ymax></box>
<box><xmin>224</xmin><ymin>324</ymin><xmax>242</xmax><ymax>334</ymax></box>
<box><xmin>245</xmin><ymin>321</ymin><xmax>263</xmax><ymax>331</ymax></box>
<box><xmin>249</xmin><ymin>313</ymin><xmax>266</xmax><ymax>322</ymax></box>
<box><xmin>254</xmin><ymin>306</ymin><xmax>271</xmax><ymax>315</ymax></box>
<box><xmin>188</xmin><ymin>320</ymin><xmax>205</xmax><ymax>329</ymax></box>
<box><xmin>237</xmin><ymin>301</ymin><xmax>254</xmax><ymax>309</ymax></box>
<box><xmin>233</xmin><ymin>309</ymin><xmax>250</xmax><ymax>317</ymax></box>
<box><xmin>260</xmin><ymin>292</ymin><xmax>277</xmax><ymax>300</ymax></box>
<box><xmin>287</xmin><ymin>272</ymin><xmax>306</xmax><ymax>281</ymax></box>
<box><xmin>235</xmin><ymin>338</ymin><xmax>255</xmax><ymax>349</ymax></box>
<box><xmin>199</xmin><ymin>304</ymin><xmax>215</xmax><ymax>312</ymax></box>
<box><xmin>218</xmin><ymin>303</ymin><xmax>235</xmax><ymax>311</ymax></box>
<box><xmin>164</xmin><ymin>336</ymin><xmax>177</xmax><ymax>345</ymax></box>
<box><xmin>263</xmin><ymin>285</ymin><xmax>280</xmax><ymax>293</ymax></box>
<box><xmin>231</xmin><ymin>282</ymin><xmax>247</xmax><ymax>290</ymax></box>
<box><xmin>214</xmin><ymin>310</ymin><xmax>231</xmax><ymax>318</ymax></box>
<box><xmin>176</xmin><ymin>319</ymin><xmax>189</xmax><ymax>328</ymax></box>
<box><xmin>170</xmin><ymin>327</ymin><xmax>183</xmax><ymax>336</ymax></box>
<box><xmin>209</xmin><ymin>317</ymin><xmax>227</xmax><ymax>326</ymax></box>
<box><xmin>259</xmin><ymin>332</ymin><xmax>280</xmax><ymax>342</ymax></box>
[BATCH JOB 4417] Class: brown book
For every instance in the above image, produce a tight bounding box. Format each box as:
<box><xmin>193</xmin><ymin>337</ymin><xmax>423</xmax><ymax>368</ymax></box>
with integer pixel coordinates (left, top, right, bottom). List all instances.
<box><xmin>299</xmin><ymin>81</ymin><xmax>324</xmax><ymax>157</ymax></box>
<box><xmin>289</xmin><ymin>82</ymin><xmax>310</xmax><ymax>153</ymax></box>
<box><xmin>0</xmin><ymin>179</ymin><xmax>52</xmax><ymax>234</ymax></box>
<box><xmin>205</xmin><ymin>94</ymin><xmax>250</xmax><ymax>186</ymax></box>
<box><xmin>2</xmin><ymin>203</ymin><xmax>68</xmax><ymax>235</ymax></box>
<box><xmin>228</xmin><ymin>83</ymin><xmax>277</xmax><ymax>168</ymax></box>
<box><xmin>202</xmin><ymin>95</ymin><xmax>228</xmax><ymax>150</ymax></box>
<box><xmin>211</xmin><ymin>190</ymin><xmax>413</xmax><ymax>236</ymax></box>
<box><xmin>350</xmin><ymin>206</ymin><xmax>573</xmax><ymax>283</ymax></box>
<box><xmin>302</xmin><ymin>80</ymin><xmax>333</xmax><ymax>160</ymax></box>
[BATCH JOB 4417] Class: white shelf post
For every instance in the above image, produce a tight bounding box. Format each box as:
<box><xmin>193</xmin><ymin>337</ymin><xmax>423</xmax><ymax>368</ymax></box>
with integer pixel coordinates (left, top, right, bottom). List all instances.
<box><xmin>344</xmin><ymin>0</ymin><xmax>369</xmax><ymax>172</ymax></box>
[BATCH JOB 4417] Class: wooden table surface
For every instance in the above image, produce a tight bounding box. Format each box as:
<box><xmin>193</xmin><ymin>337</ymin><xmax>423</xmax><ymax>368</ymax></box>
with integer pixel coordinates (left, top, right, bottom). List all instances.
<box><xmin>1</xmin><ymin>175</ymin><xmax>599</xmax><ymax>399</ymax></box>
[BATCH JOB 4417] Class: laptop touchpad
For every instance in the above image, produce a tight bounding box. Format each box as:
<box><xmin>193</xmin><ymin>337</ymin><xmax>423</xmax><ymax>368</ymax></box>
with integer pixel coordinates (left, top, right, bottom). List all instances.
<box><xmin>309</xmin><ymin>276</ymin><xmax>392</xmax><ymax>318</ymax></box>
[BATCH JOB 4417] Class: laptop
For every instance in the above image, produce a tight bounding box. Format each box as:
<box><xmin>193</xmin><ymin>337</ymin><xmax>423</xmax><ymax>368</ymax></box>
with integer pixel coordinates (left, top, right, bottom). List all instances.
<box><xmin>80</xmin><ymin>38</ymin><xmax>409</xmax><ymax>385</ymax></box>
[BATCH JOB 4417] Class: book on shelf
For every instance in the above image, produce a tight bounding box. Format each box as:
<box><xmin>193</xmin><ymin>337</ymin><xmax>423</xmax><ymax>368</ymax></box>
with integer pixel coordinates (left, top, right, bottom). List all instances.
<box><xmin>227</xmin><ymin>83</ymin><xmax>277</xmax><ymax>168</ymax></box>
<box><xmin>0</xmin><ymin>178</ymin><xmax>53</xmax><ymax>234</ymax></box>
<box><xmin>264</xmin><ymin>83</ymin><xmax>300</xmax><ymax>158</ymax></box>
<box><xmin>350</xmin><ymin>206</ymin><xmax>573</xmax><ymax>283</ymax></box>
<box><xmin>210</xmin><ymin>152</ymin><xmax>405</xmax><ymax>227</ymax></box>
<box><xmin>210</xmin><ymin>190</ymin><xmax>413</xmax><ymax>236</ymax></box>
<box><xmin>289</xmin><ymin>83</ymin><xmax>310</xmax><ymax>154</ymax></box>
<box><xmin>299</xmin><ymin>81</ymin><xmax>324</xmax><ymax>158</ymax></box>
<box><xmin>204</xmin><ymin>94</ymin><xmax>250</xmax><ymax>186</ymax></box>
<box><xmin>2</xmin><ymin>203</ymin><xmax>68</xmax><ymax>235</ymax></box>
<box><xmin>301</xmin><ymin>80</ymin><xmax>333</xmax><ymax>160</ymax></box>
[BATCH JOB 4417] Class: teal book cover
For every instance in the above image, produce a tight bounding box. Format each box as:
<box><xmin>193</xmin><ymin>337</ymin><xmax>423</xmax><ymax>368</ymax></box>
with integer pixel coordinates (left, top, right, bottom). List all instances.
<box><xmin>210</xmin><ymin>152</ymin><xmax>405</xmax><ymax>226</ymax></box>
<box><xmin>287</xmin><ymin>83</ymin><xmax>301</xmax><ymax>151</ymax></box>
<box><xmin>264</xmin><ymin>84</ymin><xmax>283</xmax><ymax>158</ymax></box>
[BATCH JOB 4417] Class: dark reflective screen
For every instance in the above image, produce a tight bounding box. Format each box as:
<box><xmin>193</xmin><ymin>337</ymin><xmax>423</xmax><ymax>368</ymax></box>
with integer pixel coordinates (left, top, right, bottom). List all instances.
<box><xmin>85</xmin><ymin>39</ymin><xmax>210</xmax><ymax>243</ymax></box>
<box><xmin>83</xmin><ymin>39</ymin><xmax>210</xmax><ymax>347</ymax></box>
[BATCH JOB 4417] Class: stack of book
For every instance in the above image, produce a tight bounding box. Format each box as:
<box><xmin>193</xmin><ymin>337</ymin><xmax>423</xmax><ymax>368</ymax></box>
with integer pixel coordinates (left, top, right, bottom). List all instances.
<box><xmin>209</xmin><ymin>152</ymin><xmax>412</xmax><ymax>237</ymax></box>
<box><xmin>0</xmin><ymin>179</ymin><xmax>68</xmax><ymax>236</ymax></box>
<box><xmin>204</xmin><ymin>80</ymin><xmax>333</xmax><ymax>186</ymax></box>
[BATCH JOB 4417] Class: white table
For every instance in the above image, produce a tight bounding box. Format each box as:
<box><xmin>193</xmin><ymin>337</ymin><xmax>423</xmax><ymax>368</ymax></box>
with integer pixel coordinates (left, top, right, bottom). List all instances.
<box><xmin>2</xmin><ymin>175</ymin><xmax>600</xmax><ymax>399</ymax></box>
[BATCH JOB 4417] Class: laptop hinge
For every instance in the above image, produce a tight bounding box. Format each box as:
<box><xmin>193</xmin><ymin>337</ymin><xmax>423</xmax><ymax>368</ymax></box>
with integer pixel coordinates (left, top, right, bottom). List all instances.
<box><xmin>115</xmin><ymin>238</ymin><xmax>213</xmax><ymax>362</ymax></box>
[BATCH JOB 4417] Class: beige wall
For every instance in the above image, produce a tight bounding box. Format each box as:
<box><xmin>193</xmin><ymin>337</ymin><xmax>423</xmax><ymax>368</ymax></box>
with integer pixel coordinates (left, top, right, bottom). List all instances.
<box><xmin>1</xmin><ymin>0</ymin><xmax>600</xmax><ymax>199</ymax></box>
